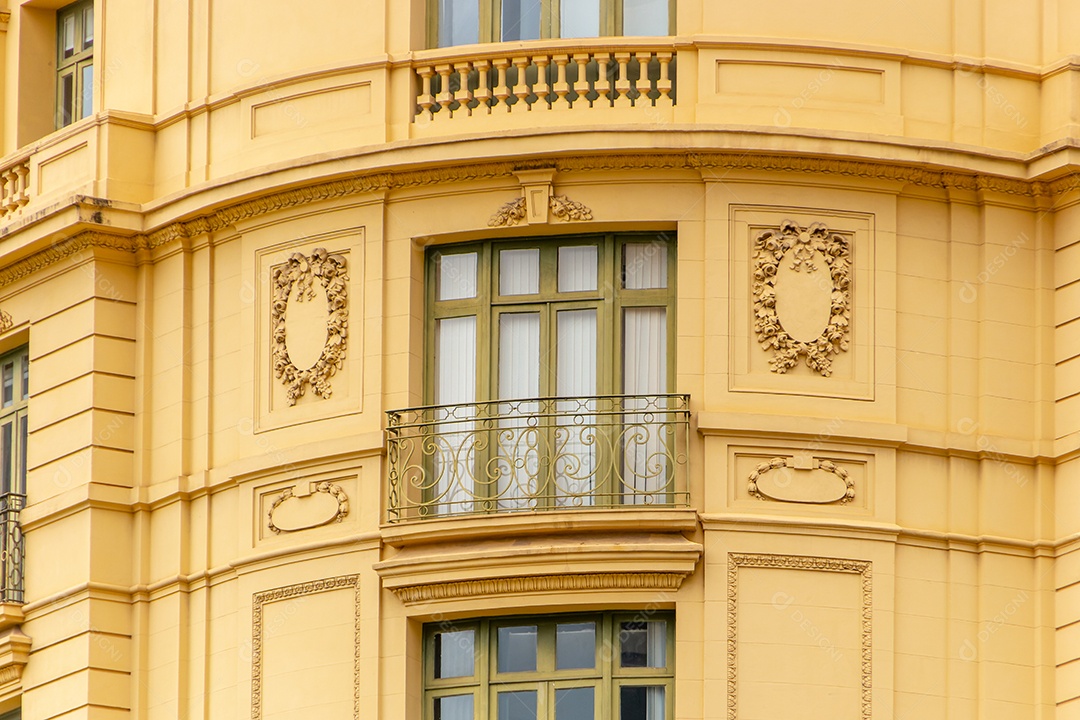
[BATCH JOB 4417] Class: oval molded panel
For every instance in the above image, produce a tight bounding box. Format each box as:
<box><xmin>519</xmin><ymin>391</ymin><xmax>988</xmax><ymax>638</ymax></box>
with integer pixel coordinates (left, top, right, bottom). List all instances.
<box><xmin>754</xmin><ymin>466</ymin><xmax>849</xmax><ymax>504</ymax></box>
<box><xmin>283</xmin><ymin>282</ymin><xmax>330</xmax><ymax>371</ymax></box>
<box><xmin>270</xmin><ymin>491</ymin><xmax>341</xmax><ymax>532</ymax></box>
<box><xmin>773</xmin><ymin>250</ymin><xmax>832</xmax><ymax>343</ymax></box>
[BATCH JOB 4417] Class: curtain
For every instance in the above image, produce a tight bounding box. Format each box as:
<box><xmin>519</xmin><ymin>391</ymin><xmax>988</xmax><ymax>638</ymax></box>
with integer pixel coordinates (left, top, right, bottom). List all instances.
<box><xmin>438</xmin><ymin>0</ymin><xmax>479</xmax><ymax>46</ymax></box>
<box><xmin>556</xmin><ymin>309</ymin><xmax>597</xmax><ymax>506</ymax></box>
<box><xmin>623</xmin><ymin>307</ymin><xmax>667</xmax><ymax>503</ymax></box>
<box><xmin>498</xmin><ymin>312</ymin><xmax>540</xmax><ymax>509</ymax></box>
<box><xmin>560</xmin><ymin>0</ymin><xmax>601</xmax><ymax>38</ymax></box>
<box><xmin>434</xmin><ymin>316</ymin><xmax>477</xmax><ymax>514</ymax></box>
<box><xmin>623</xmin><ymin>0</ymin><xmax>669</xmax><ymax>36</ymax></box>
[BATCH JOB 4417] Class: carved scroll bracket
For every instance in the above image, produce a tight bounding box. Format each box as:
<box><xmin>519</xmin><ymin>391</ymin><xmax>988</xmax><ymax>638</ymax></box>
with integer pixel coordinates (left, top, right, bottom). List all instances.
<box><xmin>0</xmin><ymin>311</ymin><xmax>12</xmax><ymax>334</ymax></box>
<box><xmin>488</xmin><ymin>169</ymin><xmax>593</xmax><ymax>226</ymax></box>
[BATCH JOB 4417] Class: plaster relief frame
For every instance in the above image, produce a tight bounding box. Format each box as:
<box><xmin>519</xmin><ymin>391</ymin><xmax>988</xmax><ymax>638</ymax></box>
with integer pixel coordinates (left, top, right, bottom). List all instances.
<box><xmin>271</xmin><ymin>247</ymin><xmax>349</xmax><ymax>405</ymax></box>
<box><xmin>726</xmin><ymin>553</ymin><xmax>872</xmax><ymax>720</ymax></box>
<box><xmin>251</xmin><ymin>574</ymin><xmax>362</xmax><ymax>720</ymax></box>
<box><xmin>729</xmin><ymin>205</ymin><xmax>876</xmax><ymax>400</ymax></box>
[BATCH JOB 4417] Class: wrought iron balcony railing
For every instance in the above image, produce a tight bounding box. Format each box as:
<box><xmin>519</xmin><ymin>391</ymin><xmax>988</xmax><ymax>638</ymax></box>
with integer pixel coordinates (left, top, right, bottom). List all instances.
<box><xmin>0</xmin><ymin>493</ymin><xmax>24</xmax><ymax>604</ymax></box>
<box><xmin>386</xmin><ymin>394</ymin><xmax>689</xmax><ymax>522</ymax></box>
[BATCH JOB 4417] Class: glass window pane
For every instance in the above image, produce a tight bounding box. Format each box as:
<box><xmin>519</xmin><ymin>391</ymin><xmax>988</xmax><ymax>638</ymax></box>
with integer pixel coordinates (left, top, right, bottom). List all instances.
<box><xmin>60</xmin><ymin>73</ymin><xmax>75</xmax><ymax>127</ymax></box>
<box><xmin>555</xmin><ymin>687</ymin><xmax>595</xmax><ymax>720</ymax></box>
<box><xmin>17</xmin><ymin>414</ymin><xmax>26</xmax><ymax>494</ymax></box>
<box><xmin>0</xmin><ymin>422</ymin><xmax>10</xmax><ymax>495</ymax></box>
<box><xmin>435</xmin><ymin>316</ymin><xmax>477</xmax><ymax>405</ymax></box>
<box><xmin>556</xmin><ymin>622</ymin><xmax>596</xmax><ymax>669</ymax></box>
<box><xmin>2</xmin><ymin>363</ymin><xmax>12</xmax><ymax>407</ymax></box>
<box><xmin>499</xmin><ymin>249</ymin><xmax>540</xmax><ymax>295</ymax></box>
<box><xmin>439</xmin><ymin>0</ymin><xmax>479</xmax><ymax>46</ymax></box>
<box><xmin>435</xmin><ymin>630</ymin><xmax>475</xmax><ymax>678</ymax></box>
<box><xmin>623</xmin><ymin>0</ymin><xmax>669</xmax><ymax>36</ymax></box>
<box><xmin>81</xmin><ymin>64</ymin><xmax>94</xmax><ymax>118</ymax></box>
<box><xmin>620</xmin><ymin>686</ymin><xmax>665</xmax><ymax>720</ymax></box>
<box><xmin>497</xmin><ymin>625</ymin><xmax>537</xmax><ymax>673</ymax></box>
<box><xmin>435</xmin><ymin>694</ymin><xmax>475</xmax><ymax>720</ymax></box>
<box><xmin>20</xmin><ymin>358</ymin><xmax>27</xmax><ymax>401</ymax></box>
<box><xmin>499</xmin><ymin>313</ymin><xmax>540</xmax><ymax>400</ymax></box>
<box><xmin>501</xmin><ymin>0</ymin><xmax>540</xmax><ymax>41</ymax></box>
<box><xmin>82</xmin><ymin>5</ymin><xmax>94</xmax><ymax>48</ymax></box>
<box><xmin>62</xmin><ymin>14</ymin><xmax>76</xmax><ymax>57</ymax></box>
<box><xmin>557</xmin><ymin>310</ymin><xmax>596</xmax><ymax>396</ymax></box>
<box><xmin>623</xmin><ymin>243</ymin><xmax>667</xmax><ymax>289</ymax></box>
<box><xmin>498</xmin><ymin>690</ymin><xmax>537</xmax><ymax>720</ymax></box>
<box><xmin>620</xmin><ymin>621</ymin><xmax>667</xmax><ymax>668</ymax></box>
<box><xmin>623</xmin><ymin>308</ymin><xmax>666</xmax><ymax>395</ymax></box>
<box><xmin>438</xmin><ymin>252</ymin><xmax>478</xmax><ymax>300</ymax></box>
<box><xmin>561</xmin><ymin>0</ymin><xmax>600</xmax><ymax>38</ymax></box>
<box><xmin>558</xmin><ymin>246</ymin><xmax>598</xmax><ymax>292</ymax></box>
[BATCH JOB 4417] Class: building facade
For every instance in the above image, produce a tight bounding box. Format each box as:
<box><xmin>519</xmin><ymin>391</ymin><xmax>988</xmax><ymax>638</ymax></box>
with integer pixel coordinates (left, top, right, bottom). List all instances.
<box><xmin>0</xmin><ymin>0</ymin><xmax>1074</xmax><ymax>718</ymax></box>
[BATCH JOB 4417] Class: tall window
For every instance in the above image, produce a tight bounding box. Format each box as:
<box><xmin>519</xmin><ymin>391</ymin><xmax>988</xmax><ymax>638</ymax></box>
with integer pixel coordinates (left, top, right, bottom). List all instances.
<box><xmin>433</xmin><ymin>0</ymin><xmax>672</xmax><ymax>46</ymax></box>
<box><xmin>0</xmin><ymin>347</ymin><xmax>27</xmax><ymax>604</ymax></box>
<box><xmin>56</xmin><ymin>0</ymin><xmax>95</xmax><ymax>128</ymax></box>
<box><xmin>426</xmin><ymin>233</ymin><xmax>676</xmax><ymax>513</ymax></box>
<box><xmin>425</xmin><ymin>612</ymin><xmax>674</xmax><ymax>720</ymax></box>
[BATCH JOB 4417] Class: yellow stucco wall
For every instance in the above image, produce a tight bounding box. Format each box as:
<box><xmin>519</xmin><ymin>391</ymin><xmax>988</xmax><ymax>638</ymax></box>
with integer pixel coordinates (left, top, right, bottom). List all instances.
<box><xmin>0</xmin><ymin>1</ymin><xmax>1073</xmax><ymax>719</ymax></box>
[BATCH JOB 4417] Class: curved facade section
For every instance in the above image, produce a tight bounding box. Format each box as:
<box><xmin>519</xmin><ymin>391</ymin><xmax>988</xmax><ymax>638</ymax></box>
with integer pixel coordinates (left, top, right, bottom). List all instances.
<box><xmin>0</xmin><ymin>2</ymin><xmax>1074</xmax><ymax>719</ymax></box>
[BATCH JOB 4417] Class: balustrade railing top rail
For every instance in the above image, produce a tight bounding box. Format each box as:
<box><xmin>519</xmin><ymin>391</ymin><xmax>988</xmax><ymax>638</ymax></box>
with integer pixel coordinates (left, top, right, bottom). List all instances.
<box><xmin>386</xmin><ymin>394</ymin><xmax>690</xmax><ymax>522</ymax></box>
<box><xmin>413</xmin><ymin>44</ymin><xmax>677</xmax><ymax>119</ymax></box>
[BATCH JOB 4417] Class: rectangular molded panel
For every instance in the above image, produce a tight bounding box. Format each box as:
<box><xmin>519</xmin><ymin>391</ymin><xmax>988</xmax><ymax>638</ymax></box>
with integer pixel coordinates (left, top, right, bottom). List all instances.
<box><xmin>717</xmin><ymin>61</ymin><xmax>884</xmax><ymax>105</ymax></box>
<box><xmin>252</xmin><ymin>83</ymin><xmax>372</xmax><ymax>139</ymax></box>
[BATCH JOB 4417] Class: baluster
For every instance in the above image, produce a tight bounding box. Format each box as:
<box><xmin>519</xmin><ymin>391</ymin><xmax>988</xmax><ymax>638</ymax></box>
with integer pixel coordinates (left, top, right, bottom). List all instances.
<box><xmin>454</xmin><ymin>61</ymin><xmax>473</xmax><ymax>116</ymax></box>
<box><xmin>634</xmin><ymin>52</ymin><xmax>652</xmax><ymax>107</ymax></box>
<box><xmin>572</xmin><ymin>53</ymin><xmax>591</xmax><ymax>108</ymax></box>
<box><xmin>0</xmin><ymin>171</ymin><xmax>9</xmax><ymax>217</ymax></box>
<box><xmin>613</xmin><ymin>52</ymin><xmax>632</xmax><ymax>108</ymax></box>
<box><xmin>656</xmin><ymin>52</ymin><xmax>673</xmax><ymax>107</ymax></box>
<box><xmin>512</xmin><ymin>56</ymin><xmax>531</xmax><ymax>111</ymax></box>
<box><xmin>493</xmin><ymin>58</ymin><xmax>512</xmax><ymax>112</ymax></box>
<box><xmin>436</xmin><ymin>63</ymin><xmax>454</xmax><ymax>116</ymax></box>
<box><xmin>594</xmin><ymin>53</ymin><xmax>612</xmax><ymax>107</ymax></box>
<box><xmin>552</xmin><ymin>54</ymin><xmax>571</xmax><ymax>109</ymax></box>
<box><xmin>474</xmin><ymin>59</ymin><xmax>493</xmax><ymax>114</ymax></box>
<box><xmin>533</xmin><ymin>55</ymin><xmax>550</xmax><ymax>109</ymax></box>
<box><xmin>3</xmin><ymin>170</ymin><xmax>17</xmax><ymax>214</ymax></box>
<box><xmin>15</xmin><ymin>165</ymin><xmax>28</xmax><ymax>207</ymax></box>
<box><xmin>416</xmin><ymin>66</ymin><xmax>436</xmax><ymax>120</ymax></box>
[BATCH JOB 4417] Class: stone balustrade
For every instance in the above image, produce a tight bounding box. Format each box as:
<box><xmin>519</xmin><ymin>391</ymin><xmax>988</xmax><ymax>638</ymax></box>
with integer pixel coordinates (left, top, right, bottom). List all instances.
<box><xmin>0</xmin><ymin>158</ymin><xmax>30</xmax><ymax>219</ymax></box>
<box><xmin>414</xmin><ymin>45</ymin><xmax>676</xmax><ymax>119</ymax></box>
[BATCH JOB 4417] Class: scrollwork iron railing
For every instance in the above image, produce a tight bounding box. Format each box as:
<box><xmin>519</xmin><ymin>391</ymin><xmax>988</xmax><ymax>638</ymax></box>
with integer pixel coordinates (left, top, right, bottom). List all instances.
<box><xmin>0</xmin><ymin>493</ymin><xmax>24</xmax><ymax>603</ymax></box>
<box><xmin>386</xmin><ymin>394</ymin><xmax>689</xmax><ymax>522</ymax></box>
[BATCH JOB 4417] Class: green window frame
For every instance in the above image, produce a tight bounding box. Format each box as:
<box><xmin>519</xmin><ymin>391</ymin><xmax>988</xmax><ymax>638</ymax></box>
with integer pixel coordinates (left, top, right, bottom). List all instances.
<box><xmin>427</xmin><ymin>233</ymin><xmax>676</xmax><ymax>405</ymax></box>
<box><xmin>56</xmin><ymin>0</ymin><xmax>95</xmax><ymax>129</ymax></box>
<box><xmin>424</xmin><ymin>612</ymin><xmax>675</xmax><ymax>720</ymax></box>
<box><xmin>430</xmin><ymin>0</ymin><xmax>674</xmax><ymax>47</ymax></box>
<box><xmin>0</xmin><ymin>347</ymin><xmax>28</xmax><ymax>499</ymax></box>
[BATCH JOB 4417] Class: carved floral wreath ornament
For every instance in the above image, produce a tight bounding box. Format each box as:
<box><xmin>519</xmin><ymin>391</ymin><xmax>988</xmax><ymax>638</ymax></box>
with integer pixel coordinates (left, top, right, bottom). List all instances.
<box><xmin>752</xmin><ymin>220</ymin><xmax>851</xmax><ymax>376</ymax></box>
<box><xmin>271</xmin><ymin>248</ymin><xmax>349</xmax><ymax>405</ymax></box>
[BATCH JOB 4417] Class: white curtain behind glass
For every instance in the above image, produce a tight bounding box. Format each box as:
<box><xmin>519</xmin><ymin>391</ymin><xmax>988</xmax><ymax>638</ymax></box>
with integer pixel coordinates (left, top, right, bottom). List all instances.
<box><xmin>556</xmin><ymin>309</ymin><xmax>597</xmax><ymax>506</ymax></box>
<box><xmin>498</xmin><ymin>313</ymin><xmax>540</xmax><ymax>509</ymax></box>
<box><xmin>435</xmin><ymin>316</ymin><xmax>476</xmax><ymax>514</ymax></box>
<box><xmin>623</xmin><ymin>0</ymin><xmax>669</xmax><ymax>36</ymax></box>
<box><xmin>623</xmin><ymin>307</ymin><xmax>667</xmax><ymax>503</ymax></box>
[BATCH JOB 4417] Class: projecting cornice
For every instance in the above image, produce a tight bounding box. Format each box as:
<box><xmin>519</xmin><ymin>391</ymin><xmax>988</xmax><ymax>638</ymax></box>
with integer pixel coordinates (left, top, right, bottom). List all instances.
<box><xmin>1</xmin><ymin>150</ymin><xmax>1077</xmax><ymax>288</ymax></box>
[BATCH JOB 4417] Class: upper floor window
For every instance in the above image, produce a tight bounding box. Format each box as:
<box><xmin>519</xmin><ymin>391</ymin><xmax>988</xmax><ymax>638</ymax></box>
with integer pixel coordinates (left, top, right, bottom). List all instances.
<box><xmin>0</xmin><ymin>347</ymin><xmax>27</xmax><ymax>604</ymax></box>
<box><xmin>433</xmin><ymin>0</ymin><xmax>672</xmax><ymax>47</ymax></box>
<box><xmin>425</xmin><ymin>612</ymin><xmax>673</xmax><ymax>720</ymax></box>
<box><xmin>56</xmin><ymin>0</ymin><xmax>94</xmax><ymax>128</ymax></box>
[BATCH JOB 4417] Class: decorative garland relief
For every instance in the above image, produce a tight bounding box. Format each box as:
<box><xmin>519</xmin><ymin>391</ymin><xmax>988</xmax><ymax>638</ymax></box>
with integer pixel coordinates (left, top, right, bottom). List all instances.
<box><xmin>747</xmin><ymin>456</ymin><xmax>854</xmax><ymax>504</ymax></box>
<box><xmin>267</xmin><ymin>481</ymin><xmax>350</xmax><ymax>534</ymax></box>
<box><xmin>753</xmin><ymin>220</ymin><xmax>851</xmax><ymax>376</ymax></box>
<box><xmin>271</xmin><ymin>248</ymin><xmax>348</xmax><ymax>405</ymax></box>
